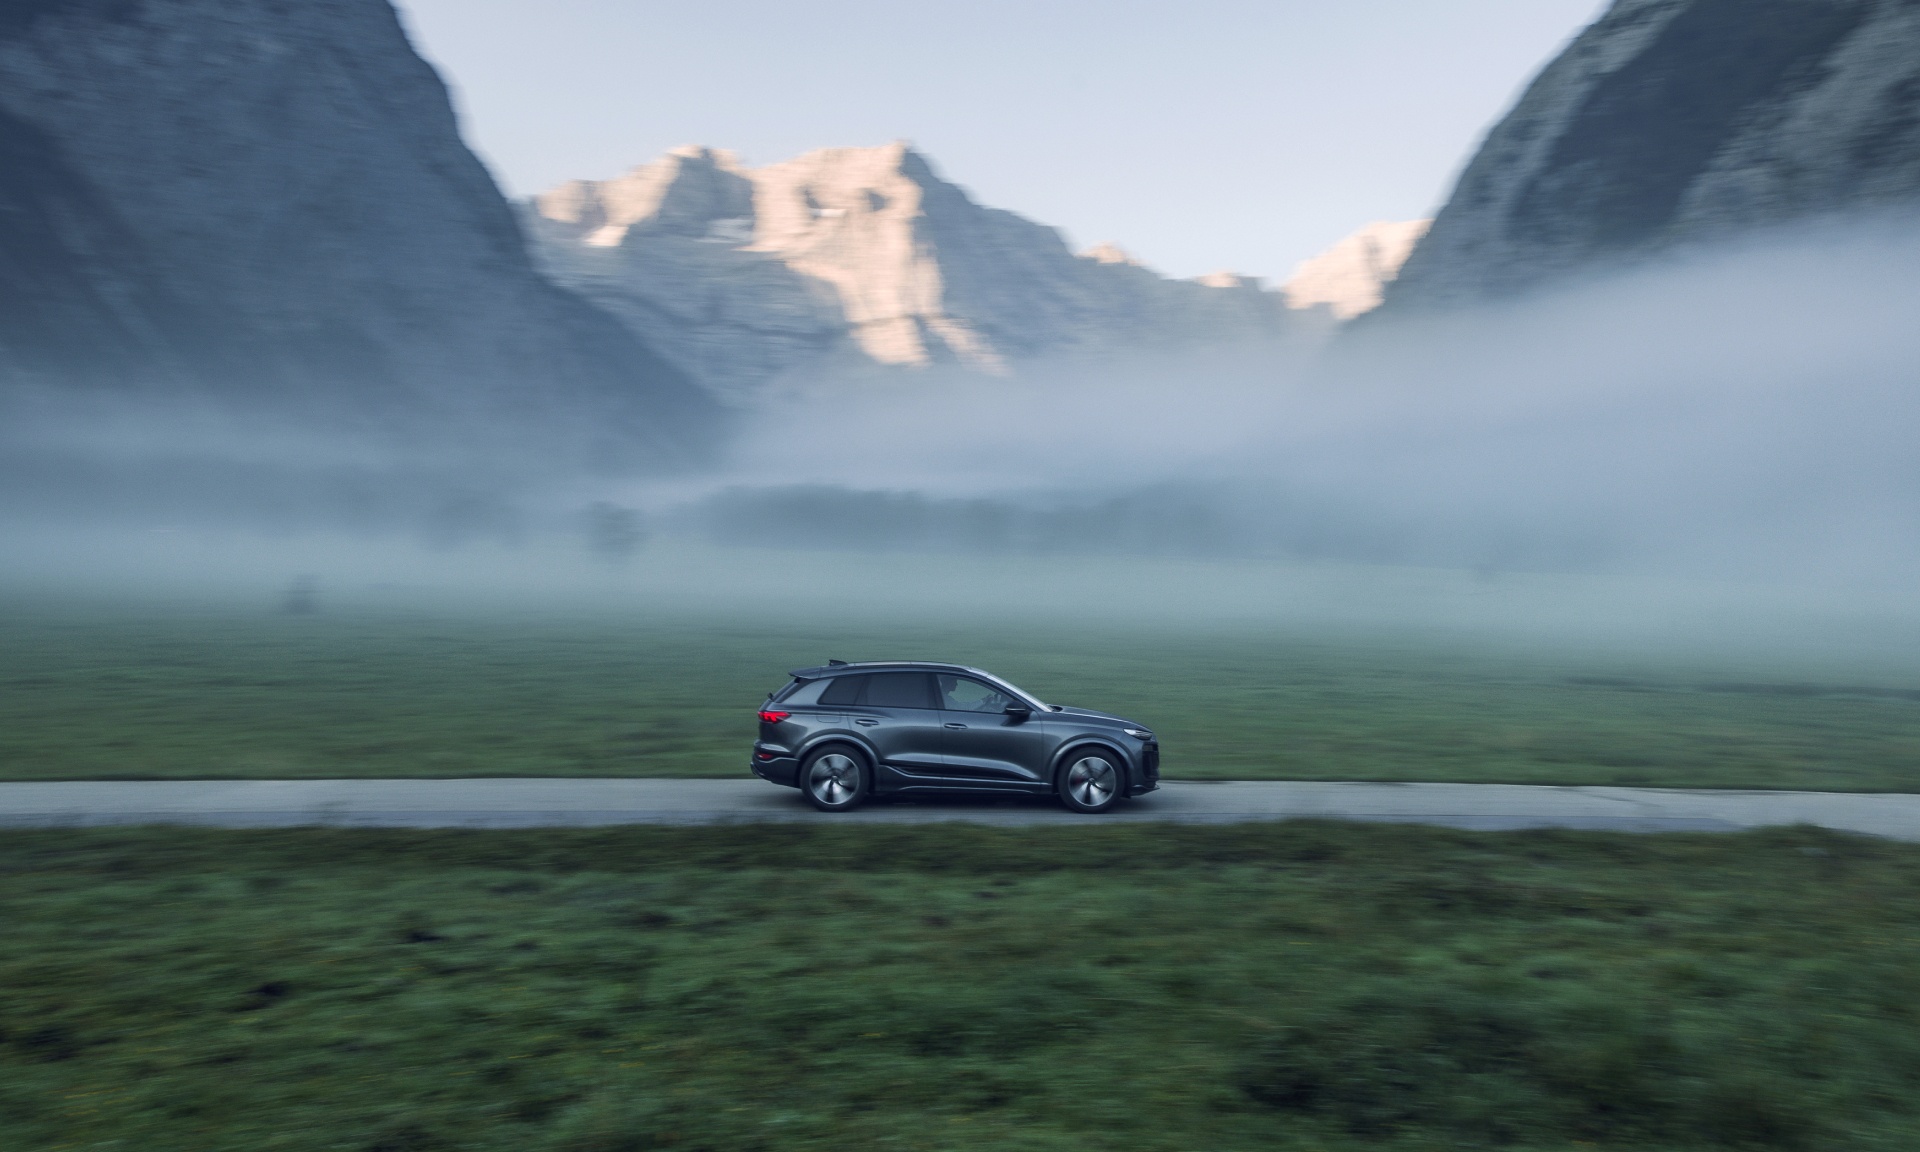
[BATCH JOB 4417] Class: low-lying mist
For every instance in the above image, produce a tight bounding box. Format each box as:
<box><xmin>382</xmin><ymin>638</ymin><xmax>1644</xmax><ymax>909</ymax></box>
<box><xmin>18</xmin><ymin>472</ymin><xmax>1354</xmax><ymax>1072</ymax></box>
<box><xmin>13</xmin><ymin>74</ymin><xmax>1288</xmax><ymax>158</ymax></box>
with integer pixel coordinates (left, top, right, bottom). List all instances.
<box><xmin>3</xmin><ymin>212</ymin><xmax>1919</xmax><ymax>647</ymax></box>
<box><xmin>694</xmin><ymin>212</ymin><xmax>1920</xmax><ymax>581</ymax></box>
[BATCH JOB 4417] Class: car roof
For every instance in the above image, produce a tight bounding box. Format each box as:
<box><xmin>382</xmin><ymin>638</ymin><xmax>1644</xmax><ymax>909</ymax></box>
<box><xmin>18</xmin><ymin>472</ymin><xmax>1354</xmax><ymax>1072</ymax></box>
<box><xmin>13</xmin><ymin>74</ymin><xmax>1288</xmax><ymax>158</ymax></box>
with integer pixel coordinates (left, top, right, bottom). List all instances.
<box><xmin>787</xmin><ymin>660</ymin><xmax>987</xmax><ymax>680</ymax></box>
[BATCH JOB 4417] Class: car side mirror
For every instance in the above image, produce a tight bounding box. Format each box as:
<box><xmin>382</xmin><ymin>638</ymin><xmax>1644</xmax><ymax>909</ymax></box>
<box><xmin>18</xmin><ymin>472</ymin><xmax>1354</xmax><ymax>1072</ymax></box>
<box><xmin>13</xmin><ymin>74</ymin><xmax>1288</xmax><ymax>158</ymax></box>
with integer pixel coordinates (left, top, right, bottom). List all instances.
<box><xmin>1004</xmin><ymin>702</ymin><xmax>1032</xmax><ymax>722</ymax></box>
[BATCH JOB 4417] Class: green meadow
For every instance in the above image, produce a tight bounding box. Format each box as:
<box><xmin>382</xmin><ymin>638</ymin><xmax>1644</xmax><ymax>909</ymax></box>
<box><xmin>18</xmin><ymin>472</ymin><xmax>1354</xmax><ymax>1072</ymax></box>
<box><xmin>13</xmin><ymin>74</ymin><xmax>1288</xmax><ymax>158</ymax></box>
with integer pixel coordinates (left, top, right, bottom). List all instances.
<box><xmin>4</xmin><ymin>822</ymin><xmax>1919</xmax><ymax>1151</ymax></box>
<box><xmin>3</xmin><ymin>598</ymin><xmax>1920</xmax><ymax>789</ymax></box>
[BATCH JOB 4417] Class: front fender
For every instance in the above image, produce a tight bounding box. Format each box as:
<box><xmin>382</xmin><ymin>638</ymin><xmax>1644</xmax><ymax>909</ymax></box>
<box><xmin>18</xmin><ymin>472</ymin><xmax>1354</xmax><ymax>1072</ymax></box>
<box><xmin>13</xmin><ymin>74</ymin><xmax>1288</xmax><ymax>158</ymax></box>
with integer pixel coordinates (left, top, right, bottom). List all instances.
<box><xmin>1049</xmin><ymin>739</ymin><xmax>1134</xmax><ymax>793</ymax></box>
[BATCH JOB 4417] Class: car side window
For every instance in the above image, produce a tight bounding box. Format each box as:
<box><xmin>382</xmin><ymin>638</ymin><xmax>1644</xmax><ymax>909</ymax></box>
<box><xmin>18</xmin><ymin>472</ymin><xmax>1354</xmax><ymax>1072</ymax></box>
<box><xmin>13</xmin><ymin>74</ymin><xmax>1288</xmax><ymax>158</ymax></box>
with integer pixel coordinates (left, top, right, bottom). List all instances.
<box><xmin>863</xmin><ymin>672</ymin><xmax>935</xmax><ymax>709</ymax></box>
<box><xmin>939</xmin><ymin>675</ymin><xmax>1014</xmax><ymax>713</ymax></box>
<box><xmin>818</xmin><ymin>675</ymin><xmax>864</xmax><ymax>706</ymax></box>
<box><xmin>777</xmin><ymin>678</ymin><xmax>829</xmax><ymax>706</ymax></box>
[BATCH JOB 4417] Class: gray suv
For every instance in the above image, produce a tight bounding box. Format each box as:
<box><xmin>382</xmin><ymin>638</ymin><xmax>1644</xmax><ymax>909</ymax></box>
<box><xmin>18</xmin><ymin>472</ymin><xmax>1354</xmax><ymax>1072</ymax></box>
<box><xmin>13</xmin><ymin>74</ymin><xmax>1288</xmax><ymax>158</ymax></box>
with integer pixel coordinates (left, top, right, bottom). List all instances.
<box><xmin>751</xmin><ymin>661</ymin><xmax>1160</xmax><ymax>813</ymax></box>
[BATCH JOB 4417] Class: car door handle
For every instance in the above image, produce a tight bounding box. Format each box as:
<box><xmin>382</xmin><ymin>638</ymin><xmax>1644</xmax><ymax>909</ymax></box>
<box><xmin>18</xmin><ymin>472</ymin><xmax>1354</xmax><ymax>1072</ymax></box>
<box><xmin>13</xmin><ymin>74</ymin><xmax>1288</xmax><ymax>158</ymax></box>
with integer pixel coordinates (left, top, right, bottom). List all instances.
<box><xmin>854</xmin><ymin>718</ymin><xmax>879</xmax><ymax>727</ymax></box>
<box><xmin>944</xmin><ymin>722</ymin><xmax>968</xmax><ymax>730</ymax></box>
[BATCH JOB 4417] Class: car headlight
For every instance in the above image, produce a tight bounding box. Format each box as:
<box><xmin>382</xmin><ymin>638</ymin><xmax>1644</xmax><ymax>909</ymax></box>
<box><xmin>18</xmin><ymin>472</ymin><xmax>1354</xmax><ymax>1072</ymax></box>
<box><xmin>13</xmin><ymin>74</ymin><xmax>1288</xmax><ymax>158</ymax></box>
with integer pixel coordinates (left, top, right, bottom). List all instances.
<box><xmin>1123</xmin><ymin>728</ymin><xmax>1153</xmax><ymax>740</ymax></box>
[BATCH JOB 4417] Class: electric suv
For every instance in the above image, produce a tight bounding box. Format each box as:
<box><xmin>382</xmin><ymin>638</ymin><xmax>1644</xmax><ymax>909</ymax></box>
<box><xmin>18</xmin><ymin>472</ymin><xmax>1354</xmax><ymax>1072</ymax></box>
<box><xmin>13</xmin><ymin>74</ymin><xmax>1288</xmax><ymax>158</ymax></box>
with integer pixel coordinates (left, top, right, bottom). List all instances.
<box><xmin>750</xmin><ymin>661</ymin><xmax>1160</xmax><ymax>813</ymax></box>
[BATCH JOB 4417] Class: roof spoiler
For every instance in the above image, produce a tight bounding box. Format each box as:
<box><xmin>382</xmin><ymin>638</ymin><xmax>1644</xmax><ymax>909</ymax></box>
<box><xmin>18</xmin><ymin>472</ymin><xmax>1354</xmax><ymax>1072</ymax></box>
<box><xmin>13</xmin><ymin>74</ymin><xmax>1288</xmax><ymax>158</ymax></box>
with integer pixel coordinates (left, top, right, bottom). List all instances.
<box><xmin>787</xmin><ymin>661</ymin><xmax>854</xmax><ymax>678</ymax></box>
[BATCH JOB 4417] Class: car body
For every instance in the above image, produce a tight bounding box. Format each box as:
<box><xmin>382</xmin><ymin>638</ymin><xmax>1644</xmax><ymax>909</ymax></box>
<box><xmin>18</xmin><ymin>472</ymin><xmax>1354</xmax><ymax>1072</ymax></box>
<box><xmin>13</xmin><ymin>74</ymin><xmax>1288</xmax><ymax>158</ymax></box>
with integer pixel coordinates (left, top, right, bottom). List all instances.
<box><xmin>750</xmin><ymin>661</ymin><xmax>1159</xmax><ymax>813</ymax></box>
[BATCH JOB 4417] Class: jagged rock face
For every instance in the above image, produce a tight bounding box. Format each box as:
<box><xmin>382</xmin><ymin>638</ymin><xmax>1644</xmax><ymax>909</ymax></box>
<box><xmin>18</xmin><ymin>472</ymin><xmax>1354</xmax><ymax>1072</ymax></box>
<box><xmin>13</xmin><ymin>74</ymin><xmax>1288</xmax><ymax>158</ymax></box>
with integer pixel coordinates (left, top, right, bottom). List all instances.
<box><xmin>1282</xmin><ymin>220</ymin><xmax>1431</xmax><ymax>320</ymax></box>
<box><xmin>527</xmin><ymin>148</ymin><xmax>857</xmax><ymax>398</ymax></box>
<box><xmin>1385</xmin><ymin>0</ymin><xmax>1920</xmax><ymax>311</ymax></box>
<box><xmin>0</xmin><ymin>0</ymin><xmax>716</xmax><ymax>463</ymax></box>
<box><xmin>529</xmin><ymin>143</ymin><xmax>1301</xmax><ymax>396</ymax></box>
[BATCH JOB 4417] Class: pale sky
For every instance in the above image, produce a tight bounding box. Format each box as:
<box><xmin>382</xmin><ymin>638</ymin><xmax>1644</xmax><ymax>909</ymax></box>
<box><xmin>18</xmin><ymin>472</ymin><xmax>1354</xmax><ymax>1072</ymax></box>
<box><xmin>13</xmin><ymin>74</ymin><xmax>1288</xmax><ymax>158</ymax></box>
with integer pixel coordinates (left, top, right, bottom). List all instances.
<box><xmin>395</xmin><ymin>0</ymin><xmax>1606</xmax><ymax>283</ymax></box>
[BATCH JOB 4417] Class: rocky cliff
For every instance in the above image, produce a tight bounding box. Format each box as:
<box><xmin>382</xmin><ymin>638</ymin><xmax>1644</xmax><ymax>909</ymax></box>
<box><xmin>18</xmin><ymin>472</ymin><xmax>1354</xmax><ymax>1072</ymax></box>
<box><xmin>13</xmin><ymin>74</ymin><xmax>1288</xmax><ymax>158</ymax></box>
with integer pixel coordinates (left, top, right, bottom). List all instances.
<box><xmin>528</xmin><ymin>144</ymin><xmax>1303</xmax><ymax>396</ymax></box>
<box><xmin>0</xmin><ymin>0</ymin><xmax>716</xmax><ymax>463</ymax></box>
<box><xmin>1281</xmin><ymin>220</ymin><xmax>1430</xmax><ymax>320</ymax></box>
<box><xmin>1383</xmin><ymin>0</ymin><xmax>1920</xmax><ymax>312</ymax></box>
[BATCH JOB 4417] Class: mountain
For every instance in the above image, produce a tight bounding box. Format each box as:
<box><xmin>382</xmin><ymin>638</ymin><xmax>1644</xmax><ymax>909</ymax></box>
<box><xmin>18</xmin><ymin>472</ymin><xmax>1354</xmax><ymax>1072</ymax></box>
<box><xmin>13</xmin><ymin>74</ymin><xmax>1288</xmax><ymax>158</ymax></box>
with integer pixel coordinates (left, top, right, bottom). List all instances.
<box><xmin>526</xmin><ymin>144</ymin><xmax>1305</xmax><ymax>396</ymax></box>
<box><xmin>1281</xmin><ymin>220</ymin><xmax>1430</xmax><ymax>320</ymax></box>
<box><xmin>0</xmin><ymin>0</ymin><xmax>717</xmax><ymax>464</ymax></box>
<box><xmin>1383</xmin><ymin>0</ymin><xmax>1920</xmax><ymax>313</ymax></box>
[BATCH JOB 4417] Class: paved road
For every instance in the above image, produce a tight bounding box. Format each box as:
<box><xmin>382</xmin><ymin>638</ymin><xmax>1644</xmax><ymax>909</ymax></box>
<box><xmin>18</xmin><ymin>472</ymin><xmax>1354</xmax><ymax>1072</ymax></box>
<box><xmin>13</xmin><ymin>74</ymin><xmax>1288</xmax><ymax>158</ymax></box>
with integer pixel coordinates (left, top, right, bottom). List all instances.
<box><xmin>3</xmin><ymin>779</ymin><xmax>1919</xmax><ymax>838</ymax></box>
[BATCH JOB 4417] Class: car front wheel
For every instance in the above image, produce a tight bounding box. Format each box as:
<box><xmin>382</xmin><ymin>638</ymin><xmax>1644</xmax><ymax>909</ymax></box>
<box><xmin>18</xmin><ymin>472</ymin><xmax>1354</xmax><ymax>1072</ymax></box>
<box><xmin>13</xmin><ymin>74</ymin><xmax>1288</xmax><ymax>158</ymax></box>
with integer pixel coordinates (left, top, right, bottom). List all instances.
<box><xmin>1058</xmin><ymin>751</ymin><xmax>1123</xmax><ymax>814</ymax></box>
<box><xmin>802</xmin><ymin>747</ymin><xmax>870</xmax><ymax>812</ymax></box>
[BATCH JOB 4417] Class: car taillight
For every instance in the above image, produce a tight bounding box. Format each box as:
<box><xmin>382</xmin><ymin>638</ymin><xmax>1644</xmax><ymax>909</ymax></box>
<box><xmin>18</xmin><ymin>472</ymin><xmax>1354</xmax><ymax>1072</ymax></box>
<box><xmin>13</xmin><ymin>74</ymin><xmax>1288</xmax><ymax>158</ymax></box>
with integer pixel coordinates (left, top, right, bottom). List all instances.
<box><xmin>758</xmin><ymin>710</ymin><xmax>791</xmax><ymax>724</ymax></box>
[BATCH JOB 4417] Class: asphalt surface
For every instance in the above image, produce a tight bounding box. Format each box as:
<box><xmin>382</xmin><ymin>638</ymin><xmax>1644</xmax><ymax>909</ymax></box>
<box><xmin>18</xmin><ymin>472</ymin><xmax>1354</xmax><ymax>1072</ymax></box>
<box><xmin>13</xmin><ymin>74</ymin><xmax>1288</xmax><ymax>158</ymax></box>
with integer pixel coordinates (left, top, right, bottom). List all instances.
<box><xmin>3</xmin><ymin>779</ymin><xmax>1919</xmax><ymax>838</ymax></box>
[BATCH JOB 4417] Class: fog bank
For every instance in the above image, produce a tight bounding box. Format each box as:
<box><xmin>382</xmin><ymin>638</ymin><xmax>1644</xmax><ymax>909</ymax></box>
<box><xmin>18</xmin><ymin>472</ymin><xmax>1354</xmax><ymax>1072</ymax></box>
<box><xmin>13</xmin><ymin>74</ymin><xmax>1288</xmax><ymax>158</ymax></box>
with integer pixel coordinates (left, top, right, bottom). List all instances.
<box><xmin>686</xmin><ymin>214</ymin><xmax>1920</xmax><ymax>580</ymax></box>
<box><xmin>3</xmin><ymin>213</ymin><xmax>1919</xmax><ymax>645</ymax></box>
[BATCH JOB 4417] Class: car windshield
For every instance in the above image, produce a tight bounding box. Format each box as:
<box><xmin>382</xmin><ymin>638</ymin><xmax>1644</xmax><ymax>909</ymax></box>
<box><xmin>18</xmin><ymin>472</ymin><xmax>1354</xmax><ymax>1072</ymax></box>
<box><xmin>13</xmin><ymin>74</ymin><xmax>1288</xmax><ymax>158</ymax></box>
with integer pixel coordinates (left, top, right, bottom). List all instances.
<box><xmin>1009</xmin><ymin>676</ymin><xmax>1047</xmax><ymax>709</ymax></box>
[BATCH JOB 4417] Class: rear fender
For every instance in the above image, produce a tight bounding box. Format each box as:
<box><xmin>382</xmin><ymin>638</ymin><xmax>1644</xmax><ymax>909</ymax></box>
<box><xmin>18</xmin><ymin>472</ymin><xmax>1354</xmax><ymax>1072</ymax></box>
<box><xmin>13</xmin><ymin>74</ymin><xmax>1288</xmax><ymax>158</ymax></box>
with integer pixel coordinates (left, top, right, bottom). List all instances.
<box><xmin>796</xmin><ymin>735</ymin><xmax>877</xmax><ymax>775</ymax></box>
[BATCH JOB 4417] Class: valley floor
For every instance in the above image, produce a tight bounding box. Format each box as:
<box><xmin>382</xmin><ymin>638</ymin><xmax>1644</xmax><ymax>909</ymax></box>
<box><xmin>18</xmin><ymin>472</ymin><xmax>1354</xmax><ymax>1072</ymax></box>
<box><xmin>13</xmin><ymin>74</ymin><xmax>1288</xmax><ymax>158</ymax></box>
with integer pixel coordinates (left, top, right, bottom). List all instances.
<box><xmin>4</xmin><ymin>600</ymin><xmax>1920</xmax><ymax>791</ymax></box>
<box><xmin>3</xmin><ymin>823</ymin><xmax>1918</xmax><ymax>1151</ymax></box>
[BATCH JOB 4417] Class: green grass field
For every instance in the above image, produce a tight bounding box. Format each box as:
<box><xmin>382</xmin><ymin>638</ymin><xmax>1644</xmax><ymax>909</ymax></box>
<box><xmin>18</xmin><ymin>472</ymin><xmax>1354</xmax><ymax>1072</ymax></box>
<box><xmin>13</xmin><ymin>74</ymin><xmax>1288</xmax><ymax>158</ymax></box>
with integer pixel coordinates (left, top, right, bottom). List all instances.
<box><xmin>5</xmin><ymin>599</ymin><xmax>1920</xmax><ymax>789</ymax></box>
<box><xmin>4</xmin><ymin>822</ymin><xmax>1919</xmax><ymax>1151</ymax></box>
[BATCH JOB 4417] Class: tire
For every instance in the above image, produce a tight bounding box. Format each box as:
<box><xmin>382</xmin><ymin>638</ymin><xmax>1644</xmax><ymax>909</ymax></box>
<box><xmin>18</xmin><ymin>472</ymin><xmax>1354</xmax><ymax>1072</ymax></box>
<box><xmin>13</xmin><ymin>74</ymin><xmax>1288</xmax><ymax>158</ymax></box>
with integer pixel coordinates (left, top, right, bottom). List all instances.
<box><xmin>1057</xmin><ymin>749</ymin><xmax>1124</xmax><ymax>814</ymax></box>
<box><xmin>801</xmin><ymin>746</ymin><xmax>870</xmax><ymax>812</ymax></box>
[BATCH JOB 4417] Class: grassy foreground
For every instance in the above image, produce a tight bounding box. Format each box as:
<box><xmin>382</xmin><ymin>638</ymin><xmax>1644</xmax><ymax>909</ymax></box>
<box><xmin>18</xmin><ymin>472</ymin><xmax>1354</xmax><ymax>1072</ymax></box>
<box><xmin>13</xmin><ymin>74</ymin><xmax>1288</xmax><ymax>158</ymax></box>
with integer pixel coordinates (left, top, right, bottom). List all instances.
<box><xmin>4</xmin><ymin>822</ymin><xmax>1920</xmax><ymax>1151</ymax></box>
<box><xmin>5</xmin><ymin>602</ymin><xmax>1920</xmax><ymax>789</ymax></box>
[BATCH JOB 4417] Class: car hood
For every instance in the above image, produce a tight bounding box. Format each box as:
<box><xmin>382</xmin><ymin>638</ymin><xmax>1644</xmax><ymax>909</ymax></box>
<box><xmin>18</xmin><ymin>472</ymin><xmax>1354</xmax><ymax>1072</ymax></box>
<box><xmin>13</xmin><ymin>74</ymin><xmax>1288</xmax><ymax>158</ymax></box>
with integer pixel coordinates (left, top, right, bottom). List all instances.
<box><xmin>1052</xmin><ymin>706</ymin><xmax>1138</xmax><ymax>728</ymax></box>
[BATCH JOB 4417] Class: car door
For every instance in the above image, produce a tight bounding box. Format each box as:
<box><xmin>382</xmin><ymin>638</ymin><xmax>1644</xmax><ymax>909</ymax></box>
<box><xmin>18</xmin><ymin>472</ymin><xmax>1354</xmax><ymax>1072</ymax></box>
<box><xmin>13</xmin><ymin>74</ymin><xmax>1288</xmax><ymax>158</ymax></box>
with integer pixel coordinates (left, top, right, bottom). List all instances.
<box><xmin>936</xmin><ymin>674</ymin><xmax>1053</xmax><ymax>787</ymax></box>
<box><xmin>828</xmin><ymin>671</ymin><xmax>948</xmax><ymax>784</ymax></box>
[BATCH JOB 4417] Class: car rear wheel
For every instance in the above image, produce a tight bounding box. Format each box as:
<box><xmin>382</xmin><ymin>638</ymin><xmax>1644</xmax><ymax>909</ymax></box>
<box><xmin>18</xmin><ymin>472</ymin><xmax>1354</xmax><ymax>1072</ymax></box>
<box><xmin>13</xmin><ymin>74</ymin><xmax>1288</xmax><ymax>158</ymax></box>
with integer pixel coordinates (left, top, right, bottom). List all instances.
<box><xmin>802</xmin><ymin>747</ymin><xmax>869</xmax><ymax>812</ymax></box>
<box><xmin>1058</xmin><ymin>750</ymin><xmax>1123</xmax><ymax>814</ymax></box>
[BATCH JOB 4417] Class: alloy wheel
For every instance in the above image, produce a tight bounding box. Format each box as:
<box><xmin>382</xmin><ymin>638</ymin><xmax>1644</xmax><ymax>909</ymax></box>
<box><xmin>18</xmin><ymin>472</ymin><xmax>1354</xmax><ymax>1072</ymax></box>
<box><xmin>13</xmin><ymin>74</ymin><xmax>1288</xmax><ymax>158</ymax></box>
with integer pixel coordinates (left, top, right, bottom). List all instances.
<box><xmin>807</xmin><ymin>753</ymin><xmax>861</xmax><ymax>807</ymax></box>
<box><xmin>1065</xmin><ymin>755</ymin><xmax>1118</xmax><ymax>809</ymax></box>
